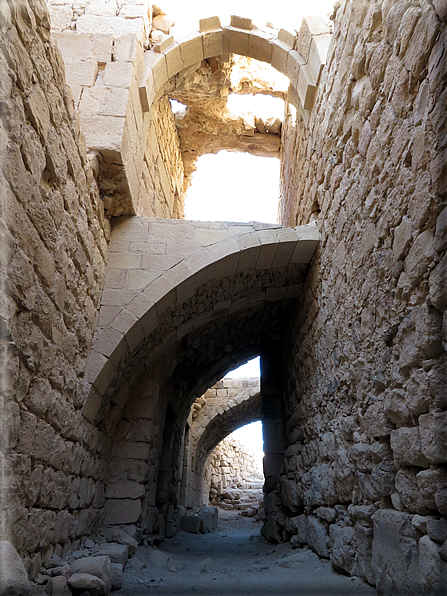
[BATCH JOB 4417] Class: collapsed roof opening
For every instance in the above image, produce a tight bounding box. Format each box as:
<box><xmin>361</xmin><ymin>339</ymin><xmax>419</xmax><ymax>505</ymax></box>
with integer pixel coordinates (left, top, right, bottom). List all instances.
<box><xmin>225</xmin><ymin>356</ymin><xmax>260</xmax><ymax>378</ymax></box>
<box><xmin>185</xmin><ymin>152</ymin><xmax>280</xmax><ymax>223</ymax></box>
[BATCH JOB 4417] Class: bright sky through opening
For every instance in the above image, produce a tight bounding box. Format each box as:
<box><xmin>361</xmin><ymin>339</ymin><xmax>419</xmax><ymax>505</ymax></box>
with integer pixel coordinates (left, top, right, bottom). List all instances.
<box><xmin>185</xmin><ymin>152</ymin><xmax>280</xmax><ymax>223</ymax></box>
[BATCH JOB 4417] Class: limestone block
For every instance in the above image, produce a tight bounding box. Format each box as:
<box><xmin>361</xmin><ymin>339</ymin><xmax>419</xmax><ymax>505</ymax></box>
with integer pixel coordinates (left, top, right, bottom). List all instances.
<box><xmin>70</xmin><ymin>556</ymin><xmax>112</xmax><ymax>594</ymax></box>
<box><xmin>110</xmin><ymin>35</ymin><xmax>135</xmax><ymax>63</ymax></box>
<box><xmin>67</xmin><ymin>574</ymin><xmax>105</xmax><ymax>593</ymax></box>
<box><xmin>103</xmin><ymin>61</ymin><xmax>133</xmax><ymax>88</ymax></box>
<box><xmin>297</xmin><ymin>16</ymin><xmax>330</xmax><ymax>61</ymax></box>
<box><xmin>286</xmin><ymin>49</ymin><xmax>304</xmax><ymax>89</ymax></box>
<box><xmin>280</xmin><ymin>476</ymin><xmax>302</xmax><ymax>512</ymax></box>
<box><xmin>111</xmin><ymin>563</ymin><xmax>123</xmax><ymax>590</ymax></box>
<box><xmin>79</xmin><ymin>86</ymin><xmax>104</xmax><ymax>114</ymax></box>
<box><xmin>92</xmin><ymin>543</ymin><xmax>129</xmax><ymax>567</ymax></box>
<box><xmin>105</xmin><ymin>481</ymin><xmax>145</xmax><ymax>500</ymax></box>
<box><xmin>306</xmin><ymin>516</ymin><xmax>329</xmax><ymax>558</ymax></box>
<box><xmin>393</xmin><ymin>216</ymin><xmax>413</xmax><ymax>261</ymax></box>
<box><xmin>372</xmin><ymin>509</ymin><xmax>421</xmax><ymax>594</ymax></box>
<box><xmin>101</xmin><ymin>527</ymin><xmax>138</xmax><ymax>554</ymax></box>
<box><xmin>434</xmin><ymin>207</ymin><xmax>447</xmax><ymax>253</ymax></box>
<box><xmin>202</xmin><ymin>30</ymin><xmax>224</xmax><ymax>60</ymax></box>
<box><xmin>296</xmin><ymin>63</ymin><xmax>317</xmax><ymax>111</ymax></box>
<box><xmin>390</xmin><ymin>426</ymin><xmax>430</xmax><ymax>468</ymax></box>
<box><xmin>277</xmin><ymin>28</ymin><xmax>296</xmax><ymax>49</ymax></box>
<box><xmin>80</xmin><ymin>114</ymin><xmax>125</xmax><ymax>152</ymax></box>
<box><xmin>52</xmin><ymin>32</ymin><xmax>94</xmax><ymax>62</ymax></box>
<box><xmin>85</xmin><ymin>2</ymin><xmax>116</xmax><ymax>17</ymax></box>
<box><xmin>152</xmin><ymin>14</ymin><xmax>172</xmax><ymax>34</ymax></box>
<box><xmin>419</xmin><ymin>535</ymin><xmax>447</xmax><ymax>594</ymax></box>
<box><xmin>419</xmin><ymin>411</ymin><xmax>447</xmax><ymax>464</ymax></box>
<box><xmin>428</xmin><ymin>362</ymin><xmax>447</xmax><ymax>409</ymax></box>
<box><xmin>48</xmin><ymin>5</ymin><xmax>72</xmax><ymax>31</ymax></box>
<box><xmin>230</xmin><ymin>16</ymin><xmax>252</xmax><ymax>30</ymax></box>
<box><xmin>178</xmin><ymin>33</ymin><xmax>203</xmax><ymax>69</ymax></box>
<box><xmin>163</xmin><ymin>43</ymin><xmax>182</xmax><ymax>79</ymax></box>
<box><xmin>0</xmin><ymin>541</ymin><xmax>31</xmax><ymax>595</ymax></box>
<box><xmin>76</xmin><ymin>15</ymin><xmax>144</xmax><ymax>36</ymax></box>
<box><xmin>396</xmin><ymin>468</ymin><xmax>430</xmax><ymax>514</ymax></box>
<box><xmin>142</xmin><ymin>50</ymin><xmax>168</xmax><ymax>93</ymax></box>
<box><xmin>329</xmin><ymin>525</ymin><xmax>357</xmax><ymax>576</ymax></box>
<box><xmin>64</xmin><ymin>60</ymin><xmax>98</xmax><ymax>87</ymax></box>
<box><xmin>247</xmin><ymin>30</ymin><xmax>272</xmax><ymax>63</ymax></box>
<box><xmin>25</xmin><ymin>84</ymin><xmax>50</xmax><ymax>142</ymax></box>
<box><xmin>427</xmin><ymin>518</ymin><xmax>447</xmax><ymax>544</ymax></box>
<box><xmin>405</xmin><ymin>229</ymin><xmax>434</xmax><ymax>286</ymax></box>
<box><xmin>307</xmin><ymin>34</ymin><xmax>332</xmax><ymax>83</ymax></box>
<box><xmin>199</xmin><ymin>16</ymin><xmax>221</xmax><ymax>33</ymax></box>
<box><xmin>404</xmin><ymin>6</ymin><xmax>440</xmax><ymax>79</ymax></box>
<box><xmin>225</xmin><ymin>26</ymin><xmax>249</xmax><ymax>56</ymax></box>
<box><xmin>199</xmin><ymin>506</ymin><xmax>218</xmax><ymax>531</ymax></box>
<box><xmin>102</xmin><ymin>87</ymin><xmax>130</xmax><ymax>117</ymax></box>
<box><xmin>103</xmin><ymin>497</ymin><xmax>142</xmax><ymax>528</ymax></box>
<box><xmin>181</xmin><ymin>515</ymin><xmax>204</xmax><ymax>534</ymax></box>
<box><xmin>47</xmin><ymin>575</ymin><xmax>71</xmax><ymax>595</ymax></box>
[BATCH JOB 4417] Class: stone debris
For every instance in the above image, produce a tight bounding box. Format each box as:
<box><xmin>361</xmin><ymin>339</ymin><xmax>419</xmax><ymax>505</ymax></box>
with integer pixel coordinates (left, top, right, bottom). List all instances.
<box><xmin>0</xmin><ymin>541</ymin><xmax>31</xmax><ymax>595</ymax></box>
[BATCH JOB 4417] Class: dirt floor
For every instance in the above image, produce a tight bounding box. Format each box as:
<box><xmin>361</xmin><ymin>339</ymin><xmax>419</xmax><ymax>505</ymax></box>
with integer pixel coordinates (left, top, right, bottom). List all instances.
<box><xmin>120</xmin><ymin>510</ymin><xmax>377</xmax><ymax>595</ymax></box>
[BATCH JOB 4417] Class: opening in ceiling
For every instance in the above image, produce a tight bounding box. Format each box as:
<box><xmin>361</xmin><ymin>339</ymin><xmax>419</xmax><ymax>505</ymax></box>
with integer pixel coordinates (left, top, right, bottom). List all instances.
<box><xmin>227</xmin><ymin>94</ymin><xmax>284</xmax><ymax>121</ymax></box>
<box><xmin>224</xmin><ymin>356</ymin><xmax>260</xmax><ymax>378</ymax></box>
<box><xmin>185</xmin><ymin>152</ymin><xmax>280</xmax><ymax>223</ymax></box>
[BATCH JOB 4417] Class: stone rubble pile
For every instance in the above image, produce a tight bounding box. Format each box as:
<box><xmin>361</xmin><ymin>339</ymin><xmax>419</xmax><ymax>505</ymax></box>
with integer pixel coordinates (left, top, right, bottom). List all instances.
<box><xmin>216</xmin><ymin>475</ymin><xmax>265</xmax><ymax>520</ymax></box>
<box><xmin>24</xmin><ymin>526</ymin><xmax>141</xmax><ymax>594</ymax></box>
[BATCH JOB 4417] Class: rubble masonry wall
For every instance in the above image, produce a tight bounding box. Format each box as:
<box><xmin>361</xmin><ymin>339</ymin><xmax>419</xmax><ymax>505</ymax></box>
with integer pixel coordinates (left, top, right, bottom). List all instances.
<box><xmin>276</xmin><ymin>0</ymin><xmax>446</xmax><ymax>592</ymax></box>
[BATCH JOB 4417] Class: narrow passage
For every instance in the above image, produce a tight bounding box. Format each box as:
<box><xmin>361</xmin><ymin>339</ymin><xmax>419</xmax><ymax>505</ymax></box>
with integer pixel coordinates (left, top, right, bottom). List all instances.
<box><xmin>120</xmin><ymin>510</ymin><xmax>376</xmax><ymax>595</ymax></box>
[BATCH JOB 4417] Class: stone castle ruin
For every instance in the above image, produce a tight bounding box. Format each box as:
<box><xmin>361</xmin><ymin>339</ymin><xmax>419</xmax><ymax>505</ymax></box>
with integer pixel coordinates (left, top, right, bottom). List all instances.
<box><xmin>0</xmin><ymin>0</ymin><xmax>446</xmax><ymax>593</ymax></box>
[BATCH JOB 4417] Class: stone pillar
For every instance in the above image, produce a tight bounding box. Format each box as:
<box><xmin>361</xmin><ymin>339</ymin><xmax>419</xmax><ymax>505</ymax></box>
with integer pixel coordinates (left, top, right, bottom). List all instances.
<box><xmin>261</xmin><ymin>344</ymin><xmax>285</xmax><ymax>496</ymax></box>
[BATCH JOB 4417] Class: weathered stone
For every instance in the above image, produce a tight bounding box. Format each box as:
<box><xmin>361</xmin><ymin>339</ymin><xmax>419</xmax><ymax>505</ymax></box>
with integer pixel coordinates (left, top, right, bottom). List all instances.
<box><xmin>67</xmin><ymin>573</ymin><xmax>105</xmax><ymax>592</ymax></box>
<box><xmin>390</xmin><ymin>426</ymin><xmax>430</xmax><ymax>468</ymax></box>
<box><xmin>429</xmin><ymin>254</ymin><xmax>447</xmax><ymax>312</ymax></box>
<box><xmin>306</xmin><ymin>516</ymin><xmax>329</xmax><ymax>558</ymax></box>
<box><xmin>419</xmin><ymin>412</ymin><xmax>447</xmax><ymax>464</ymax></box>
<box><xmin>372</xmin><ymin>509</ymin><xmax>421</xmax><ymax>595</ymax></box>
<box><xmin>0</xmin><ymin>541</ymin><xmax>31</xmax><ymax>595</ymax></box>
<box><xmin>92</xmin><ymin>543</ymin><xmax>128</xmax><ymax>567</ymax></box>
<box><xmin>419</xmin><ymin>534</ymin><xmax>447</xmax><ymax>595</ymax></box>
<box><xmin>180</xmin><ymin>515</ymin><xmax>204</xmax><ymax>534</ymax></box>
<box><xmin>427</xmin><ymin>518</ymin><xmax>447</xmax><ymax>544</ymax></box>
<box><xmin>70</xmin><ymin>556</ymin><xmax>112</xmax><ymax>595</ymax></box>
<box><xmin>405</xmin><ymin>230</ymin><xmax>435</xmax><ymax>286</ymax></box>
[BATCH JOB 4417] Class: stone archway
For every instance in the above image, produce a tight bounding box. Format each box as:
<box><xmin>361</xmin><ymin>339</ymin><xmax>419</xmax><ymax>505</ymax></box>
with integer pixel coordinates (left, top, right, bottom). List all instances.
<box><xmin>187</xmin><ymin>378</ymin><xmax>261</xmax><ymax>507</ymax></box>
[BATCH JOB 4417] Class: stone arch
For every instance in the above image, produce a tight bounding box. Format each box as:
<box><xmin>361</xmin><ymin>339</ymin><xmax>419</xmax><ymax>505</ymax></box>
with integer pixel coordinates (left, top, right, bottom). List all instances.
<box><xmin>186</xmin><ymin>378</ymin><xmax>262</xmax><ymax>506</ymax></box>
<box><xmin>53</xmin><ymin>6</ymin><xmax>332</xmax><ymax>218</ymax></box>
<box><xmin>194</xmin><ymin>390</ymin><xmax>262</xmax><ymax>499</ymax></box>
<box><xmin>82</xmin><ymin>217</ymin><xmax>319</xmax><ymax>424</ymax></box>
<box><xmin>139</xmin><ymin>15</ymin><xmax>331</xmax><ymax>117</ymax></box>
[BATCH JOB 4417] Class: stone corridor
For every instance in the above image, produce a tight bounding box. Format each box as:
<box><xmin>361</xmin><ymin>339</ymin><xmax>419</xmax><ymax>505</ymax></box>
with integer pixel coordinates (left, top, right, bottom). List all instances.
<box><xmin>1</xmin><ymin>0</ymin><xmax>446</xmax><ymax>594</ymax></box>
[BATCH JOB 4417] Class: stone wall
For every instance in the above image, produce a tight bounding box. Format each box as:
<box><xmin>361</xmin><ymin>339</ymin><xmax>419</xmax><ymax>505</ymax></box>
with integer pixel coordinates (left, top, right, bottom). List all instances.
<box><xmin>273</xmin><ymin>0</ymin><xmax>447</xmax><ymax>592</ymax></box>
<box><xmin>205</xmin><ymin>436</ymin><xmax>260</xmax><ymax>504</ymax></box>
<box><xmin>50</xmin><ymin>0</ymin><xmax>184</xmax><ymax>218</ymax></box>
<box><xmin>0</xmin><ymin>0</ymin><xmax>113</xmax><ymax>576</ymax></box>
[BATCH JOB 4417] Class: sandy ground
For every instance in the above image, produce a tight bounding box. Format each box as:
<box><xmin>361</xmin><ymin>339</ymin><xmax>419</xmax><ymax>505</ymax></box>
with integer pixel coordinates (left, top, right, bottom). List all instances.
<box><xmin>120</xmin><ymin>510</ymin><xmax>377</xmax><ymax>596</ymax></box>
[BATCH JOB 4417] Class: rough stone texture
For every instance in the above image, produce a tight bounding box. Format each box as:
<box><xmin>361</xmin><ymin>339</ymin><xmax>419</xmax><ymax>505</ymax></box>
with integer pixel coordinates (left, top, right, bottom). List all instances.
<box><xmin>1</xmin><ymin>0</ymin><xmax>109</xmax><ymax>577</ymax></box>
<box><xmin>0</xmin><ymin>541</ymin><xmax>31</xmax><ymax>595</ymax></box>
<box><xmin>2</xmin><ymin>2</ymin><xmax>446</xmax><ymax>595</ymax></box>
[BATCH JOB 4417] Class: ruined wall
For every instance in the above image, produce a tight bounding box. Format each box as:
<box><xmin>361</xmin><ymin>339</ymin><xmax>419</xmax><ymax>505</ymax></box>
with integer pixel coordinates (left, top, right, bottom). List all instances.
<box><xmin>205</xmin><ymin>437</ymin><xmax>260</xmax><ymax>504</ymax></box>
<box><xmin>50</xmin><ymin>0</ymin><xmax>184</xmax><ymax>219</ymax></box>
<box><xmin>275</xmin><ymin>0</ymin><xmax>447</xmax><ymax>592</ymax></box>
<box><xmin>0</xmin><ymin>0</ymin><xmax>112</xmax><ymax>576</ymax></box>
